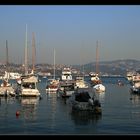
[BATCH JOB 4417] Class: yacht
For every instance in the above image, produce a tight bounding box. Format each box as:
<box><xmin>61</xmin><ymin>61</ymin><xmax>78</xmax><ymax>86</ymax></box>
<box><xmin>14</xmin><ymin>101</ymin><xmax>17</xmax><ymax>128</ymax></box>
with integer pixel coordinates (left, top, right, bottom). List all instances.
<box><xmin>61</xmin><ymin>67</ymin><xmax>73</xmax><ymax>81</ymax></box>
<box><xmin>75</xmin><ymin>76</ymin><xmax>89</xmax><ymax>89</ymax></box>
<box><xmin>16</xmin><ymin>75</ymin><xmax>40</xmax><ymax>97</ymax></box>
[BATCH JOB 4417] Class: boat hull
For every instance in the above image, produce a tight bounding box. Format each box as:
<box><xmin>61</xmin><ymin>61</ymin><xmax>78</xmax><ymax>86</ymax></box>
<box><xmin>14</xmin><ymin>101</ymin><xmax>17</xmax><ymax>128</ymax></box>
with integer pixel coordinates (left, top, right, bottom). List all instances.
<box><xmin>72</xmin><ymin>101</ymin><xmax>102</xmax><ymax>114</ymax></box>
<box><xmin>0</xmin><ymin>86</ymin><xmax>15</xmax><ymax>96</ymax></box>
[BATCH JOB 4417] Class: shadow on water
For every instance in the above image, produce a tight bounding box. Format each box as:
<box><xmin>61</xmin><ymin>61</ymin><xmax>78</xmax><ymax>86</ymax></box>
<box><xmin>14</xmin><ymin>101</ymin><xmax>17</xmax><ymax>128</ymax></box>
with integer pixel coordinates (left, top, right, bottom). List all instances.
<box><xmin>70</xmin><ymin>109</ymin><xmax>102</xmax><ymax>125</ymax></box>
<box><xmin>130</xmin><ymin>92</ymin><xmax>140</xmax><ymax>105</ymax></box>
<box><xmin>129</xmin><ymin>92</ymin><xmax>140</xmax><ymax>119</ymax></box>
<box><xmin>95</xmin><ymin>92</ymin><xmax>105</xmax><ymax>104</ymax></box>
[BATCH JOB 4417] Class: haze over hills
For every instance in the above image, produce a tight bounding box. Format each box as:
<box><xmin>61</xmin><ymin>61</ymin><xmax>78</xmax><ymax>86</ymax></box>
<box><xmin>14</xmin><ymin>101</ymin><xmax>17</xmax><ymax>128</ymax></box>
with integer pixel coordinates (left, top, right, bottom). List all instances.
<box><xmin>0</xmin><ymin>59</ymin><xmax>140</xmax><ymax>77</ymax></box>
<box><xmin>72</xmin><ymin>59</ymin><xmax>140</xmax><ymax>76</ymax></box>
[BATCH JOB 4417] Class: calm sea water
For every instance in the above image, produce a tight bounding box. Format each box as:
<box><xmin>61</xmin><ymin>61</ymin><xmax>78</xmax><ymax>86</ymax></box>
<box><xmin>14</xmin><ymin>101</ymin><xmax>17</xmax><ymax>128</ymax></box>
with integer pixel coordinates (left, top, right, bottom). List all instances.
<box><xmin>0</xmin><ymin>77</ymin><xmax>139</xmax><ymax>135</ymax></box>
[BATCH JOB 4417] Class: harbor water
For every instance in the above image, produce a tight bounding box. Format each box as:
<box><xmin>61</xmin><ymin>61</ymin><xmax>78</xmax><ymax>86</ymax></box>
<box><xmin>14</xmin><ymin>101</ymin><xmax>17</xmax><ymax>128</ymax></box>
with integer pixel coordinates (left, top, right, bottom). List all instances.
<box><xmin>0</xmin><ymin>76</ymin><xmax>139</xmax><ymax>135</ymax></box>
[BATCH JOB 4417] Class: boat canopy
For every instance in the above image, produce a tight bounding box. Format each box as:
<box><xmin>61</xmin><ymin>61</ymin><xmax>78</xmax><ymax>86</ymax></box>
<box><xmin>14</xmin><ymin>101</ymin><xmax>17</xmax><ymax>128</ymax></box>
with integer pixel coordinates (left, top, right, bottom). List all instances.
<box><xmin>22</xmin><ymin>76</ymin><xmax>38</xmax><ymax>83</ymax></box>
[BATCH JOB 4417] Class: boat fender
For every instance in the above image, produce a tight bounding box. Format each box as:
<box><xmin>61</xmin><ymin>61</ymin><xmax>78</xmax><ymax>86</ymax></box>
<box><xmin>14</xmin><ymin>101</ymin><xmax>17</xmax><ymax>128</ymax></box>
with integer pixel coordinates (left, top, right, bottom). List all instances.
<box><xmin>16</xmin><ymin>111</ymin><xmax>20</xmax><ymax>117</ymax></box>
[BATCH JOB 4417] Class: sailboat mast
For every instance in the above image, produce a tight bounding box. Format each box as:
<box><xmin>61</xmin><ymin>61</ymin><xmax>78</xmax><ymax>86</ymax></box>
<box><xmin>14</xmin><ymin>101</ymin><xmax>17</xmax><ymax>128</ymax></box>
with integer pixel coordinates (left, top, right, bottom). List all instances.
<box><xmin>32</xmin><ymin>32</ymin><xmax>36</xmax><ymax>73</ymax></box>
<box><xmin>53</xmin><ymin>48</ymin><xmax>55</xmax><ymax>79</ymax></box>
<box><xmin>6</xmin><ymin>40</ymin><xmax>9</xmax><ymax>79</ymax></box>
<box><xmin>6</xmin><ymin>40</ymin><xmax>9</xmax><ymax>66</ymax></box>
<box><xmin>25</xmin><ymin>24</ymin><xmax>28</xmax><ymax>75</ymax></box>
<box><xmin>81</xmin><ymin>42</ymin><xmax>84</xmax><ymax>77</ymax></box>
<box><xmin>96</xmin><ymin>40</ymin><xmax>99</xmax><ymax>74</ymax></box>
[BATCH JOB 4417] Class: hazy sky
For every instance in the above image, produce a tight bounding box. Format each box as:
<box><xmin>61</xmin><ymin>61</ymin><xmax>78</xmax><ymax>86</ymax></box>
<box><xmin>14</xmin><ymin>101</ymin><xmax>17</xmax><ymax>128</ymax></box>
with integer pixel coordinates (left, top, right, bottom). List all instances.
<box><xmin>0</xmin><ymin>5</ymin><xmax>140</xmax><ymax>65</ymax></box>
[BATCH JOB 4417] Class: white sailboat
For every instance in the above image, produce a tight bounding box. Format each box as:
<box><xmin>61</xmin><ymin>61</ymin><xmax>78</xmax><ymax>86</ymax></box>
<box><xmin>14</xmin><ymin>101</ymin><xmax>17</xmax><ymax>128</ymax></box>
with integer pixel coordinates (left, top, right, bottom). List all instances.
<box><xmin>16</xmin><ymin>25</ymin><xmax>40</xmax><ymax>97</ymax></box>
<box><xmin>75</xmin><ymin>63</ymin><xmax>89</xmax><ymax>89</ymax></box>
<box><xmin>92</xmin><ymin>41</ymin><xmax>105</xmax><ymax>93</ymax></box>
<box><xmin>46</xmin><ymin>48</ymin><xmax>60</xmax><ymax>93</ymax></box>
<box><xmin>0</xmin><ymin>40</ymin><xmax>15</xmax><ymax>96</ymax></box>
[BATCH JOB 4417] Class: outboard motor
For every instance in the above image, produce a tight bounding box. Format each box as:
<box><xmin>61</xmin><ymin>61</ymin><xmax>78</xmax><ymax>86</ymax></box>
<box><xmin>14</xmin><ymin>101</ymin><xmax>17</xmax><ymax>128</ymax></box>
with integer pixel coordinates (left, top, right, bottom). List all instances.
<box><xmin>94</xmin><ymin>99</ymin><xmax>101</xmax><ymax>107</ymax></box>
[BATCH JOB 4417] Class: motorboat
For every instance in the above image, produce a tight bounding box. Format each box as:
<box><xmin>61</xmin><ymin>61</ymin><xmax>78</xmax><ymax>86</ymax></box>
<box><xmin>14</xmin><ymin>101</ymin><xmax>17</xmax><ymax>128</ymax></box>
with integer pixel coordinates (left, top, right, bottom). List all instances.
<box><xmin>57</xmin><ymin>81</ymin><xmax>75</xmax><ymax>98</ymax></box>
<box><xmin>61</xmin><ymin>67</ymin><xmax>73</xmax><ymax>81</ymax></box>
<box><xmin>68</xmin><ymin>88</ymin><xmax>102</xmax><ymax>114</ymax></box>
<box><xmin>130</xmin><ymin>75</ymin><xmax>140</xmax><ymax>94</ymax></box>
<box><xmin>93</xmin><ymin>84</ymin><xmax>106</xmax><ymax>93</ymax></box>
<box><xmin>90</xmin><ymin>73</ymin><xmax>101</xmax><ymax>86</ymax></box>
<box><xmin>75</xmin><ymin>76</ymin><xmax>89</xmax><ymax>89</ymax></box>
<box><xmin>15</xmin><ymin>75</ymin><xmax>40</xmax><ymax>97</ymax></box>
<box><xmin>46</xmin><ymin>78</ymin><xmax>60</xmax><ymax>92</ymax></box>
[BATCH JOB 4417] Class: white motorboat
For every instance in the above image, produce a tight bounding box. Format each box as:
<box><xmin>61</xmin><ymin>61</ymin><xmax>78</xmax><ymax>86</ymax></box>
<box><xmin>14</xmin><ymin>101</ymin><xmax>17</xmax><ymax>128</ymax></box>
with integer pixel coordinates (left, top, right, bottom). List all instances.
<box><xmin>93</xmin><ymin>84</ymin><xmax>106</xmax><ymax>93</ymax></box>
<box><xmin>61</xmin><ymin>67</ymin><xmax>73</xmax><ymax>81</ymax></box>
<box><xmin>46</xmin><ymin>79</ymin><xmax>60</xmax><ymax>92</ymax></box>
<box><xmin>57</xmin><ymin>81</ymin><xmax>75</xmax><ymax>98</ymax></box>
<box><xmin>90</xmin><ymin>73</ymin><xmax>102</xmax><ymax>86</ymax></box>
<box><xmin>130</xmin><ymin>74</ymin><xmax>140</xmax><ymax>94</ymax></box>
<box><xmin>75</xmin><ymin>76</ymin><xmax>89</xmax><ymax>89</ymax></box>
<box><xmin>16</xmin><ymin>75</ymin><xmax>40</xmax><ymax>97</ymax></box>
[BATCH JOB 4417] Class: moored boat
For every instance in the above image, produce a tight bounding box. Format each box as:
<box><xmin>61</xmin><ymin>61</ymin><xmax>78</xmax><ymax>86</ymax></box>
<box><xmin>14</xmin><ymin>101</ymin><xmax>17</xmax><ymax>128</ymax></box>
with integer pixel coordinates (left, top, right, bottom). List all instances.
<box><xmin>15</xmin><ymin>75</ymin><xmax>40</xmax><ymax>97</ymax></box>
<box><xmin>130</xmin><ymin>74</ymin><xmax>140</xmax><ymax>94</ymax></box>
<box><xmin>75</xmin><ymin>76</ymin><xmax>89</xmax><ymax>89</ymax></box>
<box><xmin>61</xmin><ymin>67</ymin><xmax>73</xmax><ymax>81</ymax></box>
<box><xmin>93</xmin><ymin>83</ymin><xmax>106</xmax><ymax>93</ymax></box>
<box><xmin>68</xmin><ymin>88</ymin><xmax>102</xmax><ymax>114</ymax></box>
<box><xmin>46</xmin><ymin>79</ymin><xmax>60</xmax><ymax>92</ymax></box>
<box><xmin>0</xmin><ymin>78</ymin><xmax>15</xmax><ymax>96</ymax></box>
<box><xmin>57</xmin><ymin>81</ymin><xmax>75</xmax><ymax>98</ymax></box>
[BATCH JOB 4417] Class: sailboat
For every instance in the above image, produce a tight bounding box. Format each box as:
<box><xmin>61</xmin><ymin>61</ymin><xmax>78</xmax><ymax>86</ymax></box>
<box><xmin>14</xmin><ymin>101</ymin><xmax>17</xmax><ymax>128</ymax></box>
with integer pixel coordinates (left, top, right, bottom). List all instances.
<box><xmin>75</xmin><ymin>49</ymin><xmax>89</xmax><ymax>89</ymax></box>
<box><xmin>90</xmin><ymin>41</ymin><xmax>101</xmax><ymax>86</ymax></box>
<box><xmin>91</xmin><ymin>41</ymin><xmax>105</xmax><ymax>93</ymax></box>
<box><xmin>16</xmin><ymin>25</ymin><xmax>40</xmax><ymax>97</ymax></box>
<box><xmin>46</xmin><ymin>48</ymin><xmax>60</xmax><ymax>93</ymax></box>
<box><xmin>0</xmin><ymin>40</ymin><xmax>15</xmax><ymax>96</ymax></box>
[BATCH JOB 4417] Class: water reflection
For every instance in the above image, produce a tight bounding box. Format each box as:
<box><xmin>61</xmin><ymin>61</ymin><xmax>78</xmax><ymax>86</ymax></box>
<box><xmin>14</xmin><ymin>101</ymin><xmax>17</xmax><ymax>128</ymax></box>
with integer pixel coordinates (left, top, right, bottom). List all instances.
<box><xmin>130</xmin><ymin>93</ymin><xmax>140</xmax><ymax>105</ymax></box>
<box><xmin>19</xmin><ymin>97</ymin><xmax>40</xmax><ymax>121</ymax></box>
<box><xmin>0</xmin><ymin>97</ymin><xmax>16</xmax><ymax>118</ymax></box>
<box><xmin>46</xmin><ymin>91</ymin><xmax>57</xmax><ymax>129</ymax></box>
<box><xmin>70</xmin><ymin>110</ymin><xmax>102</xmax><ymax>125</ymax></box>
<box><xmin>46</xmin><ymin>91</ymin><xmax>58</xmax><ymax>98</ymax></box>
<box><xmin>0</xmin><ymin>97</ymin><xmax>16</xmax><ymax>105</ymax></box>
<box><xmin>97</xmin><ymin>92</ymin><xmax>105</xmax><ymax>104</ymax></box>
<box><xmin>129</xmin><ymin>93</ymin><xmax>140</xmax><ymax>119</ymax></box>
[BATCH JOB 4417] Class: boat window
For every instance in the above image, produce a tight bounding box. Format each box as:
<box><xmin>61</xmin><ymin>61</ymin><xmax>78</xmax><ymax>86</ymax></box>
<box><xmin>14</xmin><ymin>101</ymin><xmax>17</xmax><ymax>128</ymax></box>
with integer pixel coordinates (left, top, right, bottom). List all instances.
<box><xmin>22</xmin><ymin>83</ymin><xmax>35</xmax><ymax>89</ymax></box>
